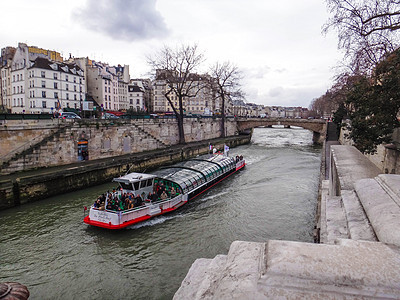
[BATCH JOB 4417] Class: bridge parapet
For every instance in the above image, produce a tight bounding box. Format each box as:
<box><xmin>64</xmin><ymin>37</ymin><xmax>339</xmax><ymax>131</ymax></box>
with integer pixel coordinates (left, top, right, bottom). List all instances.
<box><xmin>237</xmin><ymin>118</ymin><xmax>327</xmax><ymax>144</ymax></box>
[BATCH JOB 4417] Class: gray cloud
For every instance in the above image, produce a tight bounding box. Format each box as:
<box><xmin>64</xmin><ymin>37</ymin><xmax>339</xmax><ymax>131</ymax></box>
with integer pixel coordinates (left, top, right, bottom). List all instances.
<box><xmin>73</xmin><ymin>0</ymin><xmax>169</xmax><ymax>41</ymax></box>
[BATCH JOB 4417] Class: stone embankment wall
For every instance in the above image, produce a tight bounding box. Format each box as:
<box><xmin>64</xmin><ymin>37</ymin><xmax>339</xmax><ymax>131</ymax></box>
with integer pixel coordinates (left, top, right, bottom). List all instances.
<box><xmin>339</xmin><ymin>124</ymin><xmax>400</xmax><ymax>174</ymax></box>
<box><xmin>0</xmin><ymin>118</ymin><xmax>237</xmax><ymax>174</ymax></box>
<box><xmin>0</xmin><ymin>135</ymin><xmax>250</xmax><ymax>210</ymax></box>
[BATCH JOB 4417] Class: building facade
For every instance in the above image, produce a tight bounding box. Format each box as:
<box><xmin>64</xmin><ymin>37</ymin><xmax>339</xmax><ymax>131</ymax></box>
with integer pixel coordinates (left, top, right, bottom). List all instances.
<box><xmin>85</xmin><ymin>61</ymin><xmax>130</xmax><ymax>111</ymax></box>
<box><xmin>152</xmin><ymin>70</ymin><xmax>226</xmax><ymax>115</ymax></box>
<box><xmin>0</xmin><ymin>43</ymin><xmax>85</xmax><ymax>114</ymax></box>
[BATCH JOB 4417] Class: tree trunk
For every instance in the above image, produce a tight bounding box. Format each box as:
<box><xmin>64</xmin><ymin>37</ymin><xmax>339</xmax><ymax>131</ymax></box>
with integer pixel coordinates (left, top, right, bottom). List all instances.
<box><xmin>177</xmin><ymin>113</ymin><xmax>185</xmax><ymax>144</ymax></box>
<box><xmin>220</xmin><ymin>94</ymin><xmax>226</xmax><ymax>138</ymax></box>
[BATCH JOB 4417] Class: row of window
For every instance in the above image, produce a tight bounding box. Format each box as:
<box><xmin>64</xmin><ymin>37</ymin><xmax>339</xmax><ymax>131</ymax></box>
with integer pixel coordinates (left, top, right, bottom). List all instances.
<box><xmin>28</xmin><ymin>100</ymin><xmax>79</xmax><ymax>109</ymax></box>
<box><xmin>27</xmin><ymin>80</ymin><xmax>83</xmax><ymax>92</ymax></box>
<box><xmin>27</xmin><ymin>90</ymin><xmax>83</xmax><ymax>100</ymax></box>
<box><xmin>27</xmin><ymin>70</ymin><xmax>83</xmax><ymax>84</ymax></box>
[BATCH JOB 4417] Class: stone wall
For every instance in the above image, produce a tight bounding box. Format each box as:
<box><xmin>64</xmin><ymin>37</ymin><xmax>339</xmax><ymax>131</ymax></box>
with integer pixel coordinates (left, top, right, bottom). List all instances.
<box><xmin>0</xmin><ymin>118</ymin><xmax>238</xmax><ymax>174</ymax></box>
<box><xmin>0</xmin><ymin>135</ymin><xmax>250</xmax><ymax>210</ymax></box>
<box><xmin>339</xmin><ymin>123</ymin><xmax>400</xmax><ymax>174</ymax></box>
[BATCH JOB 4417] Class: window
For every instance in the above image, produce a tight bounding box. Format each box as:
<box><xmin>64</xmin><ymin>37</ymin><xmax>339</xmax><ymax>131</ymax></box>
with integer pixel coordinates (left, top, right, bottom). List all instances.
<box><xmin>42</xmin><ymin>101</ymin><xmax>47</xmax><ymax>108</ymax></box>
<box><xmin>54</xmin><ymin>92</ymin><xmax>58</xmax><ymax>99</ymax></box>
<box><xmin>42</xmin><ymin>91</ymin><xmax>46</xmax><ymax>98</ymax></box>
<box><xmin>66</xmin><ymin>84</ymin><xmax>69</xmax><ymax>91</ymax></box>
<box><xmin>66</xmin><ymin>93</ymin><xmax>69</xmax><ymax>100</ymax></box>
<box><xmin>41</xmin><ymin>71</ymin><xmax>45</xmax><ymax>78</ymax></box>
<box><xmin>54</xmin><ymin>82</ymin><xmax>58</xmax><ymax>89</ymax></box>
<box><xmin>79</xmin><ymin>78</ymin><xmax>82</xmax><ymax>84</ymax></box>
<box><xmin>65</xmin><ymin>75</ymin><xmax>68</xmax><ymax>81</ymax></box>
<box><xmin>74</xmin><ymin>77</ymin><xmax>76</xmax><ymax>83</ymax></box>
<box><xmin>17</xmin><ymin>74</ymin><xmax>19</xmax><ymax>81</ymax></box>
<box><xmin>105</xmin><ymin>86</ymin><xmax>107</xmax><ymax>93</ymax></box>
<box><xmin>74</xmin><ymin>94</ymin><xmax>77</xmax><ymax>100</ymax></box>
<box><xmin>42</xmin><ymin>81</ymin><xmax>46</xmax><ymax>88</ymax></box>
<box><xmin>54</xmin><ymin>73</ymin><xmax>58</xmax><ymax>79</ymax></box>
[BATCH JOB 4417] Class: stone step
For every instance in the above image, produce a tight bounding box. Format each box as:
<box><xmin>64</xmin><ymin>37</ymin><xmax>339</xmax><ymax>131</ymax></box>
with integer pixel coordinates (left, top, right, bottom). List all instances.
<box><xmin>174</xmin><ymin>255</ymin><xmax>227</xmax><ymax>300</ymax></box>
<box><xmin>175</xmin><ymin>239</ymin><xmax>400</xmax><ymax>299</ymax></box>
<box><xmin>355</xmin><ymin>174</ymin><xmax>400</xmax><ymax>246</ymax></box>
<box><xmin>341</xmin><ymin>190</ymin><xmax>377</xmax><ymax>241</ymax></box>
<box><xmin>325</xmin><ymin>195</ymin><xmax>349</xmax><ymax>243</ymax></box>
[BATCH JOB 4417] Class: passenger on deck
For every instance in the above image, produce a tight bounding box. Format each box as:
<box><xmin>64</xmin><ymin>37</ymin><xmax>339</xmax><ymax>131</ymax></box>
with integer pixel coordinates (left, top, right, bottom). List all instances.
<box><xmin>93</xmin><ymin>199</ymin><xmax>101</xmax><ymax>208</ymax></box>
<box><xmin>158</xmin><ymin>183</ymin><xmax>166</xmax><ymax>197</ymax></box>
<box><xmin>170</xmin><ymin>187</ymin><xmax>176</xmax><ymax>198</ymax></box>
<box><xmin>134</xmin><ymin>195</ymin><xmax>143</xmax><ymax>207</ymax></box>
<box><xmin>160</xmin><ymin>191</ymin><xmax>168</xmax><ymax>201</ymax></box>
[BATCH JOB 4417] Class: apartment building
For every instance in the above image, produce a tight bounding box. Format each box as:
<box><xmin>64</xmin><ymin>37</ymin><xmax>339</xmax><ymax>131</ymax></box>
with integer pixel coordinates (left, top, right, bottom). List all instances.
<box><xmin>25</xmin><ymin>57</ymin><xmax>85</xmax><ymax>114</ymax></box>
<box><xmin>129</xmin><ymin>79</ymin><xmax>151</xmax><ymax>112</ymax></box>
<box><xmin>152</xmin><ymin>70</ymin><xmax>223</xmax><ymax>115</ymax></box>
<box><xmin>0</xmin><ymin>43</ymin><xmax>85</xmax><ymax>114</ymax></box>
<box><xmin>85</xmin><ymin>61</ymin><xmax>130</xmax><ymax>110</ymax></box>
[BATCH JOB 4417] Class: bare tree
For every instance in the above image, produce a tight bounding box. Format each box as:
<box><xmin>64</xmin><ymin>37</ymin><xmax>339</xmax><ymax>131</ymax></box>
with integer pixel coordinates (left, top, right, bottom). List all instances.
<box><xmin>148</xmin><ymin>44</ymin><xmax>205</xmax><ymax>144</ymax></box>
<box><xmin>209</xmin><ymin>62</ymin><xmax>242</xmax><ymax>137</ymax></box>
<box><xmin>324</xmin><ymin>0</ymin><xmax>400</xmax><ymax>74</ymax></box>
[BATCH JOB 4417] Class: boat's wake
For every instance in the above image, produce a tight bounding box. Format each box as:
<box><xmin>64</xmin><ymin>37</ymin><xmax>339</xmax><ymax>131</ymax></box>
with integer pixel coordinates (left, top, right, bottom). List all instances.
<box><xmin>126</xmin><ymin>214</ymin><xmax>184</xmax><ymax>229</ymax></box>
<box><xmin>198</xmin><ymin>190</ymin><xmax>229</xmax><ymax>202</ymax></box>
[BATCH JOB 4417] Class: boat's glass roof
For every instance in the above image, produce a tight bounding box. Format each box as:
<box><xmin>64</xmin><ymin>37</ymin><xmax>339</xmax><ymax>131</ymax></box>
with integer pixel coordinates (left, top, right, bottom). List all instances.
<box><xmin>152</xmin><ymin>155</ymin><xmax>236</xmax><ymax>192</ymax></box>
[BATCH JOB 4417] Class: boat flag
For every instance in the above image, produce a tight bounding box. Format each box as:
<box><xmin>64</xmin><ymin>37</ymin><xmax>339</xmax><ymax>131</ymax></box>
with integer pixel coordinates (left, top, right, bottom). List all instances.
<box><xmin>224</xmin><ymin>144</ymin><xmax>230</xmax><ymax>156</ymax></box>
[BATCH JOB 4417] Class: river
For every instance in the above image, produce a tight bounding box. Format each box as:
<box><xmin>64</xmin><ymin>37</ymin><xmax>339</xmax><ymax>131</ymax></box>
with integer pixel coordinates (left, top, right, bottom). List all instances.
<box><xmin>0</xmin><ymin>126</ymin><xmax>321</xmax><ymax>299</ymax></box>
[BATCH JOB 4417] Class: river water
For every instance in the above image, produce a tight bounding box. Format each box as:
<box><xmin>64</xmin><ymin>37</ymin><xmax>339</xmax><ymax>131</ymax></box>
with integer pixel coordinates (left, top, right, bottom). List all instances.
<box><xmin>0</xmin><ymin>127</ymin><xmax>321</xmax><ymax>300</ymax></box>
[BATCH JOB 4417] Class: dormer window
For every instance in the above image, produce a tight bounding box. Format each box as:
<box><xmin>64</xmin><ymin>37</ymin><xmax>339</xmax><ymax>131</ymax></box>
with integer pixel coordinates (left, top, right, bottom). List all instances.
<box><xmin>50</xmin><ymin>63</ymin><xmax>58</xmax><ymax>70</ymax></box>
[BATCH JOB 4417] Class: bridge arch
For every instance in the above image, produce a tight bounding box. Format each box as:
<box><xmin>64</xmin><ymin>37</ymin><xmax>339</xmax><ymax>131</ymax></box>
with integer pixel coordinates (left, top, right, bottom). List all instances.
<box><xmin>236</xmin><ymin>118</ymin><xmax>327</xmax><ymax>144</ymax></box>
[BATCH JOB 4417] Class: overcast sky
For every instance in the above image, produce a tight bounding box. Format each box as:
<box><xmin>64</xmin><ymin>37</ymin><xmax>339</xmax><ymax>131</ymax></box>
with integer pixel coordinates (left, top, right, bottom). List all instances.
<box><xmin>1</xmin><ymin>0</ymin><xmax>342</xmax><ymax>108</ymax></box>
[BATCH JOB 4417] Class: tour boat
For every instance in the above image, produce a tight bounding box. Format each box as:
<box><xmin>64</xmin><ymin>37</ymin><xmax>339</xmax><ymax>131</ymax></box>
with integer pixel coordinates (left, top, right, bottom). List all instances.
<box><xmin>83</xmin><ymin>154</ymin><xmax>245</xmax><ymax>229</ymax></box>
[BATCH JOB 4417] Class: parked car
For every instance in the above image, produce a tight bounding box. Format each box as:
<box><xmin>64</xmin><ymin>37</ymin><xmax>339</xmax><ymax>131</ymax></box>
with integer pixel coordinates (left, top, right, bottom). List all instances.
<box><xmin>101</xmin><ymin>112</ymin><xmax>119</xmax><ymax>119</ymax></box>
<box><xmin>60</xmin><ymin>112</ymin><xmax>81</xmax><ymax>119</ymax></box>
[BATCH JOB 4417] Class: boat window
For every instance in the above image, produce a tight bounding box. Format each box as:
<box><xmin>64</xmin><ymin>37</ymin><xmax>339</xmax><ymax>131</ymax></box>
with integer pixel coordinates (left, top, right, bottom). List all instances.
<box><xmin>119</xmin><ymin>182</ymin><xmax>133</xmax><ymax>190</ymax></box>
<box><xmin>147</xmin><ymin>179</ymin><xmax>153</xmax><ymax>187</ymax></box>
<box><xmin>140</xmin><ymin>180</ymin><xmax>147</xmax><ymax>189</ymax></box>
<box><xmin>133</xmin><ymin>182</ymin><xmax>140</xmax><ymax>190</ymax></box>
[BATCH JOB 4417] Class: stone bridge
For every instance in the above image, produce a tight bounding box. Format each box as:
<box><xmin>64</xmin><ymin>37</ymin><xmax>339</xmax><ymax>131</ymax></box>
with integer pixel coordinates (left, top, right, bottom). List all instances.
<box><xmin>237</xmin><ymin>118</ymin><xmax>327</xmax><ymax>144</ymax></box>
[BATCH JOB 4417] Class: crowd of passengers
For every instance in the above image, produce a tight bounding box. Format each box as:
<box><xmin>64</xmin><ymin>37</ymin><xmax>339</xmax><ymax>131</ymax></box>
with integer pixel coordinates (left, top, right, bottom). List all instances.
<box><xmin>92</xmin><ymin>183</ymin><xmax>180</xmax><ymax>211</ymax></box>
<box><xmin>235</xmin><ymin>155</ymin><xmax>243</xmax><ymax>163</ymax></box>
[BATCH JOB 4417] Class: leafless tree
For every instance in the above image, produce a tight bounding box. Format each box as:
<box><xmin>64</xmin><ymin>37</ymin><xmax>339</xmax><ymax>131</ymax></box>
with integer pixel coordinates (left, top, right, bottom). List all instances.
<box><xmin>324</xmin><ymin>0</ymin><xmax>400</xmax><ymax>74</ymax></box>
<box><xmin>209</xmin><ymin>62</ymin><xmax>243</xmax><ymax>137</ymax></box>
<box><xmin>148</xmin><ymin>44</ymin><xmax>205</xmax><ymax>144</ymax></box>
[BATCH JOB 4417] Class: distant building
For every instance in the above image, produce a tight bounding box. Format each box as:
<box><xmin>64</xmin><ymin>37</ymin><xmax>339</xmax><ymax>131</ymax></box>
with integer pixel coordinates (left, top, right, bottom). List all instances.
<box><xmin>152</xmin><ymin>70</ymin><xmax>227</xmax><ymax>115</ymax></box>
<box><xmin>84</xmin><ymin>61</ymin><xmax>130</xmax><ymax>111</ymax></box>
<box><xmin>25</xmin><ymin>57</ymin><xmax>85</xmax><ymax>114</ymax></box>
<box><xmin>128</xmin><ymin>83</ymin><xmax>145</xmax><ymax>111</ymax></box>
<box><xmin>0</xmin><ymin>43</ymin><xmax>85</xmax><ymax>114</ymax></box>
